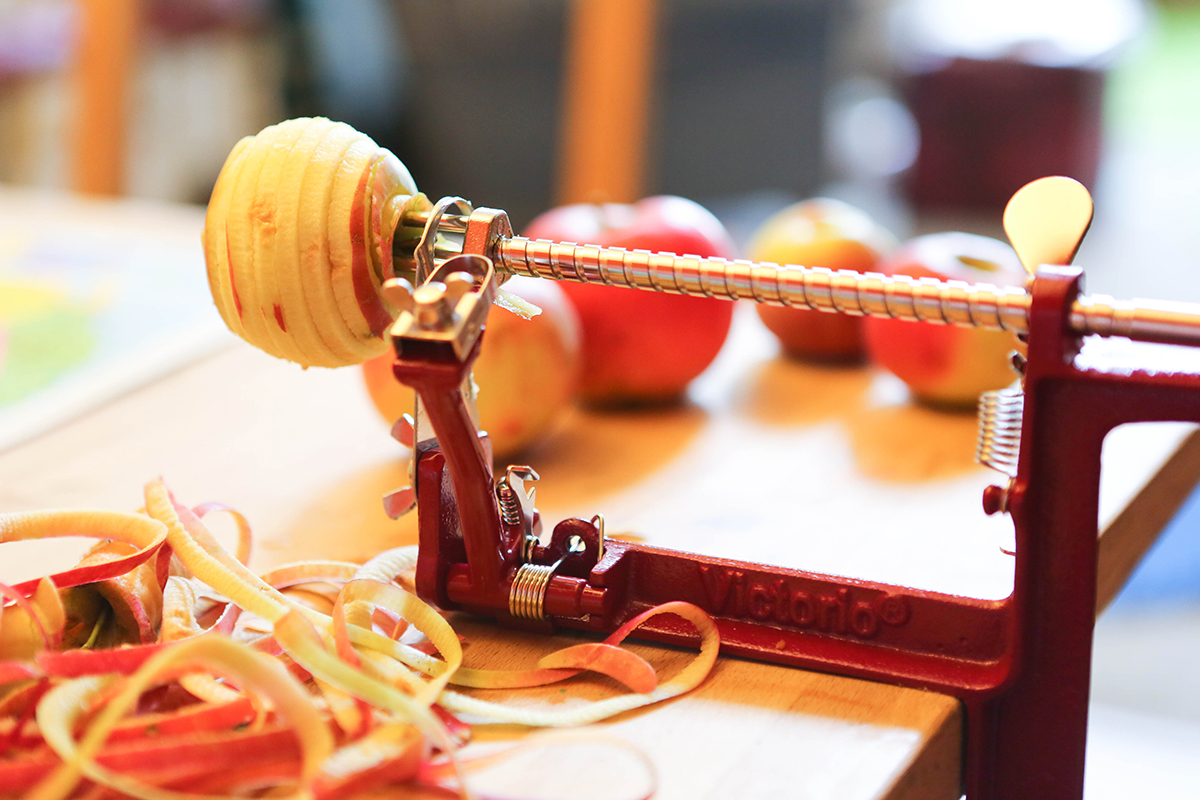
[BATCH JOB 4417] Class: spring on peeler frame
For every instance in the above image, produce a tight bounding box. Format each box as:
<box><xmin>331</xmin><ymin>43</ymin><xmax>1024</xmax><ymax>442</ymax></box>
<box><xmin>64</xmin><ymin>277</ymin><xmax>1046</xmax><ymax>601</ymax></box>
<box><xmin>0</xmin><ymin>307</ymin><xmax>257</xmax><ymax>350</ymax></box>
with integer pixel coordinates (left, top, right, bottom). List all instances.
<box><xmin>507</xmin><ymin>535</ymin><xmax>587</xmax><ymax>621</ymax></box>
<box><xmin>496</xmin><ymin>480</ymin><xmax>523</xmax><ymax>527</ymax></box>
<box><xmin>976</xmin><ymin>387</ymin><xmax>1024</xmax><ymax>477</ymax></box>
<box><xmin>508</xmin><ymin>562</ymin><xmax>557</xmax><ymax>621</ymax></box>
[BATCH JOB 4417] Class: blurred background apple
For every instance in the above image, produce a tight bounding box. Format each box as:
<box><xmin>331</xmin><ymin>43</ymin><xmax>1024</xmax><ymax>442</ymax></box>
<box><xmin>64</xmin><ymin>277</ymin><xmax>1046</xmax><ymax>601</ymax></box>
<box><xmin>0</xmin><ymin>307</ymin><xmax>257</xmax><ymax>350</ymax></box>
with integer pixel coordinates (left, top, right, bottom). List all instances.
<box><xmin>747</xmin><ymin>198</ymin><xmax>896</xmax><ymax>362</ymax></box>
<box><xmin>524</xmin><ymin>195</ymin><xmax>736</xmax><ymax>406</ymax></box>
<box><xmin>862</xmin><ymin>231</ymin><xmax>1026</xmax><ymax>408</ymax></box>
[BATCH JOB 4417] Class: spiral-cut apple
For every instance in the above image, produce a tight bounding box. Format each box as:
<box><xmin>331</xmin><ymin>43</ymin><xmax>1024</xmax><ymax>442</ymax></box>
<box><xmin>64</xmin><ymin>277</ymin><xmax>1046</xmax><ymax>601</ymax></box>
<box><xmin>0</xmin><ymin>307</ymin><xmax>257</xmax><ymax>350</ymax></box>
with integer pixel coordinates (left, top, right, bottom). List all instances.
<box><xmin>203</xmin><ymin>117</ymin><xmax>426</xmax><ymax>367</ymax></box>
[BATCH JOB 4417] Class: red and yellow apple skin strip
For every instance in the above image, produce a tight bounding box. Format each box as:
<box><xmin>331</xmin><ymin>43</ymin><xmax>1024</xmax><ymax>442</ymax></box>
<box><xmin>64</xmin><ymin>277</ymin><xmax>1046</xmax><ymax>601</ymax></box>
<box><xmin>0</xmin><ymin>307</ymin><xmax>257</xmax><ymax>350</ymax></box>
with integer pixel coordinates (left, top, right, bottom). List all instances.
<box><xmin>0</xmin><ymin>579</ymin><xmax>62</xmax><ymax>659</ymax></box>
<box><xmin>191</xmin><ymin>502</ymin><xmax>253</xmax><ymax>566</ymax></box>
<box><xmin>1</xmin><ymin>481</ymin><xmax>721</xmax><ymax>798</ymax></box>
<box><xmin>433</xmin><ymin>602</ymin><xmax>719</xmax><ymax>728</ymax></box>
<box><xmin>30</xmin><ymin>636</ymin><xmax>334</xmax><ymax>800</ymax></box>
<box><xmin>1</xmin><ymin>509</ymin><xmax>168</xmax><ymax>590</ymax></box>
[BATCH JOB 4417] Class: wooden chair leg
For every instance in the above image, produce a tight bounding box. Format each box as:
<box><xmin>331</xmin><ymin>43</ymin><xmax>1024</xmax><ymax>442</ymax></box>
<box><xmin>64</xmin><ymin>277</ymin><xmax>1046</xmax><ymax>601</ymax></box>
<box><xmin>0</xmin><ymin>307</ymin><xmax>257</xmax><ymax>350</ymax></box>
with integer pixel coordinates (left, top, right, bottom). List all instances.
<box><xmin>70</xmin><ymin>0</ymin><xmax>140</xmax><ymax>196</ymax></box>
<box><xmin>557</xmin><ymin>0</ymin><xmax>658</xmax><ymax>205</ymax></box>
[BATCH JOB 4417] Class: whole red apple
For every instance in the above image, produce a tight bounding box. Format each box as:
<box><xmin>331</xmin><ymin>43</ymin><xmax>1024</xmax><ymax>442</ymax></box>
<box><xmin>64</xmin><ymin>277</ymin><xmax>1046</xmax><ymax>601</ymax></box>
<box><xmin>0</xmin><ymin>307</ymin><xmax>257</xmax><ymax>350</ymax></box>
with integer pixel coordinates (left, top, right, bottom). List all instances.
<box><xmin>523</xmin><ymin>196</ymin><xmax>736</xmax><ymax>405</ymax></box>
<box><xmin>748</xmin><ymin>198</ymin><xmax>896</xmax><ymax>361</ymax></box>
<box><xmin>363</xmin><ymin>276</ymin><xmax>581</xmax><ymax>458</ymax></box>
<box><xmin>862</xmin><ymin>232</ymin><xmax>1026</xmax><ymax>407</ymax></box>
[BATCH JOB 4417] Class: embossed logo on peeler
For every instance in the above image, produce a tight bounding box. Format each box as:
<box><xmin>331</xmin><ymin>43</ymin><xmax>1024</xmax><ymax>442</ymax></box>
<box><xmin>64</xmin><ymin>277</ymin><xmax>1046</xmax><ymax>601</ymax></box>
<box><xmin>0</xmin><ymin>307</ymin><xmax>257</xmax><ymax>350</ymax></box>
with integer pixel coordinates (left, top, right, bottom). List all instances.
<box><xmin>698</xmin><ymin>565</ymin><xmax>911</xmax><ymax>638</ymax></box>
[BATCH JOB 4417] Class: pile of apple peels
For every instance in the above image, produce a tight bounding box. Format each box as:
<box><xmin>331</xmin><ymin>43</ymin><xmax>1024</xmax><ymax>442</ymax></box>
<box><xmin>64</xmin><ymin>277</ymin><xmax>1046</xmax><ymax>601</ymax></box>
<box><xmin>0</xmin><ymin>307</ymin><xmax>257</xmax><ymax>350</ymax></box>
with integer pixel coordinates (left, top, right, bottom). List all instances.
<box><xmin>0</xmin><ymin>479</ymin><xmax>719</xmax><ymax>799</ymax></box>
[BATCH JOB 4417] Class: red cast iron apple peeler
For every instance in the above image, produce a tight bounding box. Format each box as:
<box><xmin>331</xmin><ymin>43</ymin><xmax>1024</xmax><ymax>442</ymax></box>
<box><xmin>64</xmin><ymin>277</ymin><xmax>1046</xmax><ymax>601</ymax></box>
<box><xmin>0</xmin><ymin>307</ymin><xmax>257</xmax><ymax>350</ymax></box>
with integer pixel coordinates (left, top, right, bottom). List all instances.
<box><xmin>378</xmin><ymin>178</ymin><xmax>1200</xmax><ymax>800</ymax></box>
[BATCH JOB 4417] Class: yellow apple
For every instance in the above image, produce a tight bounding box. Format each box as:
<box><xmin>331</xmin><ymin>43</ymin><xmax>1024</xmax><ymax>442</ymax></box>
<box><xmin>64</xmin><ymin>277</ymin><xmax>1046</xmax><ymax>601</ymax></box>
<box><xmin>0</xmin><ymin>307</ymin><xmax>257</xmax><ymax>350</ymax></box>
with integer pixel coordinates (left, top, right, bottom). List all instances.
<box><xmin>363</xmin><ymin>276</ymin><xmax>581</xmax><ymax>459</ymax></box>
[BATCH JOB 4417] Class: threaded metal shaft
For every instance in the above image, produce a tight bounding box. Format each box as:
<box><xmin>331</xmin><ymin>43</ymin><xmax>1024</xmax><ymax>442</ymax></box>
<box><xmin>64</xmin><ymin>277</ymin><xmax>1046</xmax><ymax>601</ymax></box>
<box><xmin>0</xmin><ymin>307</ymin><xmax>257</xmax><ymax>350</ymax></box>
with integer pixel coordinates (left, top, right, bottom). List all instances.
<box><xmin>499</xmin><ymin>236</ymin><xmax>1031</xmax><ymax>332</ymax></box>
<box><xmin>404</xmin><ymin>204</ymin><xmax>1200</xmax><ymax>346</ymax></box>
<box><xmin>492</xmin><ymin>236</ymin><xmax>1200</xmax><ymax>348</ymax></box>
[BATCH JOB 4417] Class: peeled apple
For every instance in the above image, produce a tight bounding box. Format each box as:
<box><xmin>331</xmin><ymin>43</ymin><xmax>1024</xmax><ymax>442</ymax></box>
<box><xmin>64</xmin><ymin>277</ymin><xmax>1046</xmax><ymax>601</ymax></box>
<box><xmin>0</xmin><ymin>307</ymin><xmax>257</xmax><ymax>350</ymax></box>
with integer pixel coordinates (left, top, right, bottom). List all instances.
<box><xmin>203</xmin><ymin>117</ymin><xmax>425</xmax><ymax>368</ymax></box>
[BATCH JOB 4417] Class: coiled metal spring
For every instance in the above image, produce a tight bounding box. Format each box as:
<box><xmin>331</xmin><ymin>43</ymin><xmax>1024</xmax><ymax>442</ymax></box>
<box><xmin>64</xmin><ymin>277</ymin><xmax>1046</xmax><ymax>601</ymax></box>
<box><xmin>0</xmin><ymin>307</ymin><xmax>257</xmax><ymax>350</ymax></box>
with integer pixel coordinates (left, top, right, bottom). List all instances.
<box><xmin>497</xmin><ymin>482</ymin><xmax>522</xmax><ymax>527</ymax></box>
<box><xmin>496</xmin><ymin>468</ymin><xmax>539</xmax><ymax>562</ymax></box>
<box><xmin>508</xmin><ymin>535</ymin><xmax>586</xmax><ymax>621</ymax></box>
<box><xmin>508</xmin><ymin>562</ymin><xmax>557</xmax><ymax>621</ymax></box>
<box><xmin>976</xmin><ymin>387</ymin><xmax>1025</xmax><ymax>476</ymax></box>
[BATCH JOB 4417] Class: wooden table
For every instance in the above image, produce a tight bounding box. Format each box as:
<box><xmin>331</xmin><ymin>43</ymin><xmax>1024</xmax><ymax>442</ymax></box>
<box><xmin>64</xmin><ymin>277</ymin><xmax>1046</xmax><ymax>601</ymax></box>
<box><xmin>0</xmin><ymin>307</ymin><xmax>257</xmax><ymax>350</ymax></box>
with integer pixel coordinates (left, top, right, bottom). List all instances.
<box><xmin>2</xmin><ymin>193</ymin><xmax>1198</xmax><ymax>799</ymax></box>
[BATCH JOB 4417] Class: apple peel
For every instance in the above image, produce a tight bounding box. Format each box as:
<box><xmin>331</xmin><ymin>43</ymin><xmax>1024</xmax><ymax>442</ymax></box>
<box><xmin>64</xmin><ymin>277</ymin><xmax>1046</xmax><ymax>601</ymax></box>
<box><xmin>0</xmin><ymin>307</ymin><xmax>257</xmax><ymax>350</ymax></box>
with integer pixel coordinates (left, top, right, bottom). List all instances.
<box><xmin>536</xmin><ymin>643</ymin><xmax>658</xmax><ymax>694</ymax></box>
<box><xmin>435</xmin><ymin>602</ymin><xmax>718</xmax><ymax>727</ymax></box>
<box><xmin>191</xmin><ymin>502</ymin><xmax>253</xmax><ymax>567</ymax></box>
<box><xmin>0</xmin><ymin>480</ymin><xmax>722</xmax><ymax>799</ymax></box>
<box><xmin>0</xmin><ymin>579</ymin><xmax>62</xmax><ymax>659</ymax></box>
<box><xmin>30</xmin><ymin>636</ymin><xmax>334</xmax><ymax>800</ymax></box>
<box><xmin>493</xmin><ymin>287</ymin><xmax>541</xmax><ymax>320</ymax></box>
<box><xmin>1</xmin><ymin>510</ymin><xmax>168</xmax><ymax>597</ymax></box>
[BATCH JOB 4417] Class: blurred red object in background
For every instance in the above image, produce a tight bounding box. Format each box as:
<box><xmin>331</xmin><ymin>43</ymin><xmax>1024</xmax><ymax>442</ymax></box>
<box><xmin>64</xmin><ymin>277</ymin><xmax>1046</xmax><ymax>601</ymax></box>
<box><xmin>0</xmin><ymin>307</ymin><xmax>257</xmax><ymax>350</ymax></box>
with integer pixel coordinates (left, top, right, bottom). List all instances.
<box><xmin>893</xmin><ymin>0</ymin><xmax>1143</xmax><ymax>210</ymax></box>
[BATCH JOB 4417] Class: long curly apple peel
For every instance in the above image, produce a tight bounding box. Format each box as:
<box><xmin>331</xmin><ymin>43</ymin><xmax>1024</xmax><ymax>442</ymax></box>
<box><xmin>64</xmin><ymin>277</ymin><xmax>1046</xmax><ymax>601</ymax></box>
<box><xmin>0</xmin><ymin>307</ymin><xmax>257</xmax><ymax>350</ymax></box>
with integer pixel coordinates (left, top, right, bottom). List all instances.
<box><xmin>141</xmin><ymin>484</ymin><xmax>672</xmax><ymax>772</ymax></box>
<box><xmin>160</xmin><ymin>578</ymin><xmax>247</xmax><ymax>705</ymax></box>
<box><xmin>273</xmin><ymin>612</ymin><xmax>451</xmax><ymax>744</ymax></box>
<box><xmin>313</xmin><ymin>721</ymin><xmax>426</xmax><ymax>798</ymax></box>
<box><xmin>333</xmin><ymin>579</ymin><xmax>462</xmax><ymax>706</ymax></box>
<box><xmin>192</xmin><ymin>502</ymin><xmax>253</xmax><ymax>567</ymax></box>
<box><xmin>302</xmin><ymin>558</ymin><xmax>675</xmax><ymax>699</ymax></box>
<box><xmin>260</xmin><ymin>561</ymin><xmax>362</xmax><ymax>590</ymax></box>
<box><xmin>1</xmin><ymin>508</ymin><xmax>167</xmax><ymax>551</ymax></box>
<box><xmin>434</xmin><ymin>603</ymin><xmax>718</xmax><ymax>728</ymax></box>
<box><xmin>351</xmin><ymin>545</ymin><xmax>419</xmax><ymax>586</ymax></box>
<box><xmin>0</xmin><ymin>511</ymin><xmax>169</xmax><ymax>629</ymax></box>
<box><xmin>2</xmin><ymin>482</ymin><xmax>721</xmax><ymax>798</ymax></box>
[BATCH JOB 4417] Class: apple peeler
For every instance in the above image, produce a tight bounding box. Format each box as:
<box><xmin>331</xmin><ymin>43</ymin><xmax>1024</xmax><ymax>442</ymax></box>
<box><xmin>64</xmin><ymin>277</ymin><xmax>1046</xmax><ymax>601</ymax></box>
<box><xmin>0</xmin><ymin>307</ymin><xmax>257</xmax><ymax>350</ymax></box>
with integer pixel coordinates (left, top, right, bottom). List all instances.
<box><xmin>378</xmin><ymin>178</ymin><xmax>1200</xmax><ymax>800</ymax></box>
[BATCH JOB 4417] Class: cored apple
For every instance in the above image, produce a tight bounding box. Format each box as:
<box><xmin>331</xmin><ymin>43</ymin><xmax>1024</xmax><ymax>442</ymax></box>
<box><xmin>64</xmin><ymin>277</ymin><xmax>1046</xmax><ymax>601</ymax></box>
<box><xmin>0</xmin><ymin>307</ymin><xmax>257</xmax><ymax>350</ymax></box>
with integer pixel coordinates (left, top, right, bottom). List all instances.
<box><xmin>363</xmin><ymin>276</ymin><xmax>581</xmax><ymax>459</ymax></box>
<box><xmin>204</xmin><ymin>117</ymin><xmax>423</xmax><ymax>368</ymax></box>
<box><xmin>862</xmin><ymin>232</ymin><xmax>1027</xmax><ymax>407</ymax></box>
<box><xmin>748</xmin><ymin>198</ymin><xmax>896</xmax><ymax>361</ymax></box>
<box><xmin>523</xmin><ymin>196</ymin><xmax>736</xmax><ymax>405</ymax></box>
